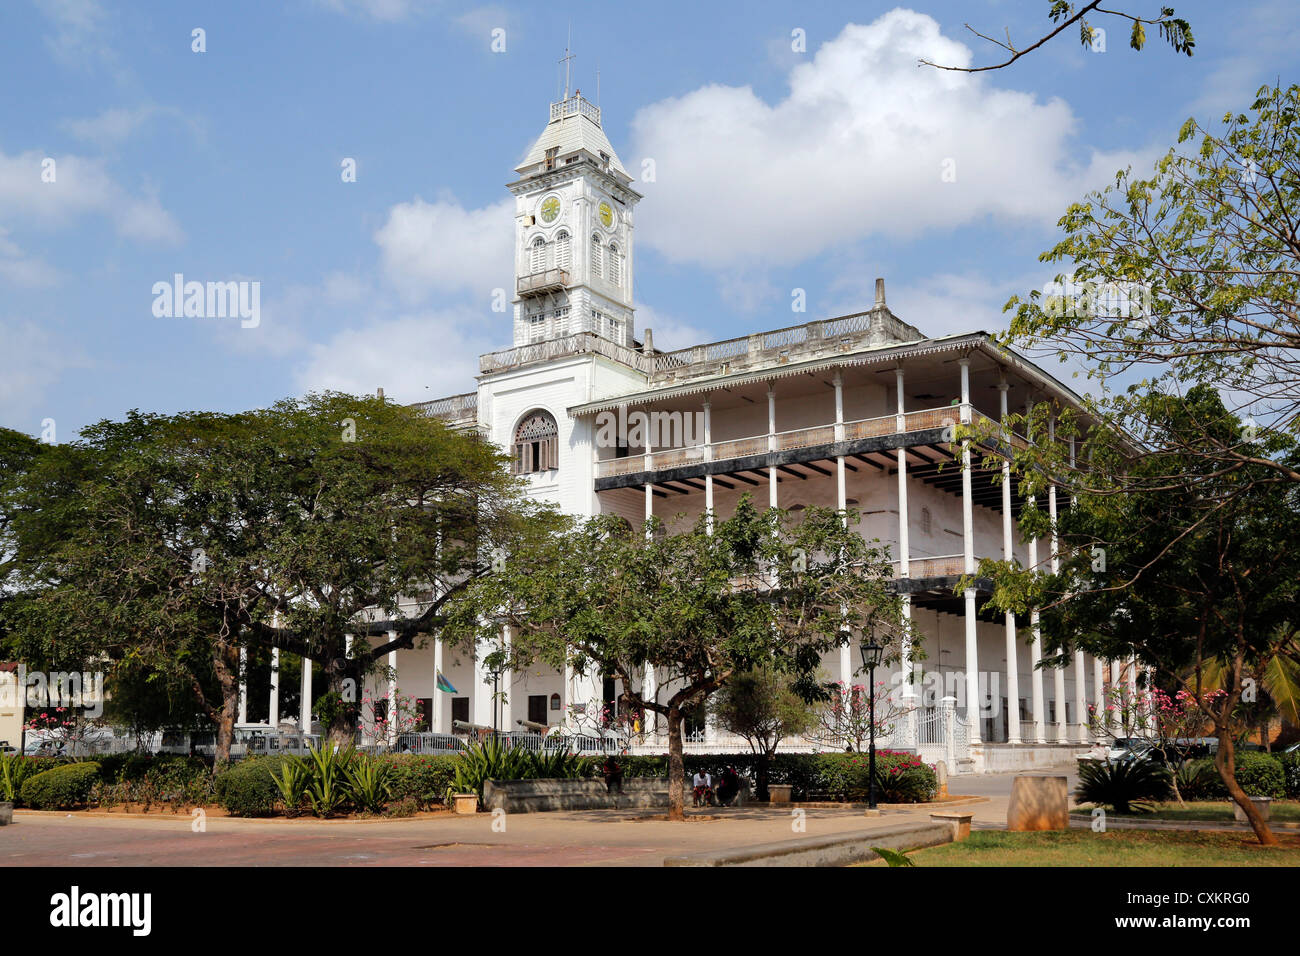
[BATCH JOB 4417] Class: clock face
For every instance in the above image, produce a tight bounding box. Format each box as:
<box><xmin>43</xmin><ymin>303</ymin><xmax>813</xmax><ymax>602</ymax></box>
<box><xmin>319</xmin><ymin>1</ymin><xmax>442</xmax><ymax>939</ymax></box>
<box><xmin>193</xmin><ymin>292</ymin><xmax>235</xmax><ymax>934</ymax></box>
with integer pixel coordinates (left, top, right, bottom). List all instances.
<box><xmin>598</xmin><ymin>200</ymin><xmax>614</xmax><ymax>228</ymax></box>
<box><xmin>540</xmin><ymin>196</ymin><xmax>561</xmax><ymax>223</ymax></box>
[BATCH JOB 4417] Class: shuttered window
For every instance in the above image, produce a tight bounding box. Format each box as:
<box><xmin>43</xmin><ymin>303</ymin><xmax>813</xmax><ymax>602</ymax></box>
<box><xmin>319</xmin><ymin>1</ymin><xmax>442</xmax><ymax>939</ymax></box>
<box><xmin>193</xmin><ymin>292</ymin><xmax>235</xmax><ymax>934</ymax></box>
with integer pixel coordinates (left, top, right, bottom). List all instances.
<box><xmin>512</xmin><ymin>409</ymin><xmax>559</xmax><ymax>474</ymax></box>
<box><xmin>530</xmin><ymin>236</ymin><xmax>546</xmax><ymax>273</ymax></box>
<box><xmin>590</xmin><ymin>234</ymin><xmax>602</xmax><ymax>279</ymax></box>
<box><xmin>555</xmin><ymin>231</ymin><xmax>571</xmax><ymax>270</ymax></box>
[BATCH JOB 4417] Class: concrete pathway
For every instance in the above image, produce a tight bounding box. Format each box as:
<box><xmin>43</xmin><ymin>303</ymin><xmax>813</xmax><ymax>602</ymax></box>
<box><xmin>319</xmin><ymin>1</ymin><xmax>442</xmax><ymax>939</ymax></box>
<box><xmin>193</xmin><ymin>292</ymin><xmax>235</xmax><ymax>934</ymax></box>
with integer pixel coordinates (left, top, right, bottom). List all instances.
<box><xmin>2</xmin><ymin>764</ymin><xmax>1079</xmax><ymax>866</ymax></box>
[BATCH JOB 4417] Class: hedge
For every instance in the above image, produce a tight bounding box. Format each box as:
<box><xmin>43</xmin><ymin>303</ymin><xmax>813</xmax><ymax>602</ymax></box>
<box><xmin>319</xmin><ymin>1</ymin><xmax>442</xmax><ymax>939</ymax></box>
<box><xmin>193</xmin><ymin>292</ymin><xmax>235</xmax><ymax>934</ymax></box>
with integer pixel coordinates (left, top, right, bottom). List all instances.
<box><xmin>1234</xmin><ymin>751</ymin><xmax>1285</xmax><ymax>799</ymax></box>
<box><xmin>20</xmin><ymin>762</ymin><xmax>102</xmax><ymax>810</ymax></box>
<box><xmin>213</xmin><ymin>756</ymin><xmax>287</xmax><ymax>817</ymax></box>
<box><xmin>604</xmin><ymin>751</ymin><xmax>938</xmax><ymax>803</ymax></box>
<box><xmin>379</xmin><ymin>754</ymin><xmax>459</xmax><ymax>809</ymax></box>
<box><xmin>1280</xmin><ymin>752</ymin><xmax>1300</xmax><ymax>800</ymax></box>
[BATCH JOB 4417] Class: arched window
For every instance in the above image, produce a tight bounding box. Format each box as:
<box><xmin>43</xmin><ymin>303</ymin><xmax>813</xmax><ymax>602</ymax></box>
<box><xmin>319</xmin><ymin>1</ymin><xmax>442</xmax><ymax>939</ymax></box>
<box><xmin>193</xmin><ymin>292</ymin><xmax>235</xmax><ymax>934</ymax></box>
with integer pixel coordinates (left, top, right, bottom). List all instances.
<box><xmin>530</xmin><ymin>236</ymin><xmax>546</xmax><ymax>273</ymax></box>
<box><xmin>513</xmin><ymin>409</ymin><xmax>559</xmax><ymax>474</ymax></box>
<box><xmin>590</xmin><ymin>234</ymin><xmax>602</xmax><ymax>278</ymax></box>
<box><xmin>555</xmin><ymin>231</ymin><xmax>571</xmax><ymax>271</ymax></box>
<box><xmin>607</xmin><ymin>243</ymin><xmax>620</xmax><ymax>285</ymax></box>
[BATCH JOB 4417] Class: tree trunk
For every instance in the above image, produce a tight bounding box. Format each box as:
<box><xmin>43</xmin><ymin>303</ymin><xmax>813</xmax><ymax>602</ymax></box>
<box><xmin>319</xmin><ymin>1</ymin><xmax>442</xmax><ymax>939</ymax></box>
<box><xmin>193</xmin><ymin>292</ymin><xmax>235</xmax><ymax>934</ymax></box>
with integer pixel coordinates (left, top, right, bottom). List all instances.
<box><xmin>211</xmin><ymin>641</ymin><xmax>240</xmax><ymax>768</ymax></box>
<box><xmin>325</xmin><ymin>652</ymin><xmax>360</xmax><ymax>748</ymax></box>
<box><xmin>756</xmin><ymin>751</ymin><xmax>771</xmax><ymax>802</ymax></box>
<box><xmin>1214</xmin><ymin>728</ymin><xmax>1276</xmax><ymax>846</ymax></box>
<box><xmin>667</xmin><ymin>707</ymin><xmax>685</xmax><ymax>821</ymax></box>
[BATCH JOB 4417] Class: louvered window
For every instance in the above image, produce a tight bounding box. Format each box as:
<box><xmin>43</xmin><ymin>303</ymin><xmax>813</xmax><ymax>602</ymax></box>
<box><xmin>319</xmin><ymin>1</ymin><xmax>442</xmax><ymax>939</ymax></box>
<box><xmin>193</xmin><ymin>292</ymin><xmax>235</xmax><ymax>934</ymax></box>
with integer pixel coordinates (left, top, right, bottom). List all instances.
<box><xmin>590</xmin><ymin>234</ymin><xmax>602</xmax><ymax>278</ymax></box>
<box><xmin>513</xmin><ymin>410</ymin><xmax>559</xmax><ymax>474</ymax></box>
<box><xmin>530</xmin><ymin>236</ymin><xmax>546</xmax><ymax>273</ymax></box>
<box><xmin>555</xmin><ymin>231</ymin><xmax>571</xmax><ymax>270</ymax></box>
<box><xmin>607</xmin><ymin>243</ymin><xmax>620</xmax><ymax>285</ymax></box>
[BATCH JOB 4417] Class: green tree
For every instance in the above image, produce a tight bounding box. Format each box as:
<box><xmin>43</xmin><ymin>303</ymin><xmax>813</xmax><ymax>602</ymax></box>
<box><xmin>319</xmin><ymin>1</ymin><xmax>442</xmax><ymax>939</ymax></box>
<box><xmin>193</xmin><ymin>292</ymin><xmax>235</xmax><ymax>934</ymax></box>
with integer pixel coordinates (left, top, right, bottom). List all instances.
<box><xmin>977</xmin><ymin>386</ymin><xmax>1300</xmax><ymax>845</ymax></box>
<box><xmin>448</xmin><ymin>495</ymin><xmax>906</xmax><ymax>820</ymax></box>
<box><xmin>712</xmin><ymin>666</ymin><xmax>816</xmax><ymax>800</ymax></box>
<box><xmin>1</xmin><ymin>394</ymin><xmax>546</xmax><ymax>763</ymax></box>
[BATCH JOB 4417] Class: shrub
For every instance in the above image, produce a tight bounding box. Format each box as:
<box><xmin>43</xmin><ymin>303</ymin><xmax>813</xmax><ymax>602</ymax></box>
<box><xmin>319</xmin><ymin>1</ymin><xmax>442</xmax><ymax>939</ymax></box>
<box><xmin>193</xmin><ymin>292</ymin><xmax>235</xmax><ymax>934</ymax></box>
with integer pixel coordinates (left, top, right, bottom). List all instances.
<box><xmin>1175</xmin><ymin>759</ymin><xmax>1227</xmax><ymax>800</ymax></box>
<box><xmin>1075</xmin><ymin>757</ymin><xmax>1172</xmax><ymax>813</ymax></box>
<box><xmin>1279</xmin><ymin>752</ymin><xmax>1300</xmax><ymax>799</ymax></box>
<box><xmin>1</xmin><ymin>754</ymin><xmax>44</xmax><ymax>805</ymax></box>
<box><xmin>20</xmin><ymin>762</ymin><xmax>102</xmax><ymax>810</ymax></box>
<box><xmin>1233</xmin><ymin>752</ymin><xmax>1284</xmax><ymax>798</ymax></box>
<box><xmin>346</xmin><ymin>755</ymin><xmax>394</xmax><ymax>814</ymax></box>
<box><xmin>214</xmin><ymin>756</ymin><xmax>287</xmax><ymax>817</ymax></box>
<box><xmin>382</xmin><ymin>755</ymin><xmax>459</xmax><ymax>808</ymax></box>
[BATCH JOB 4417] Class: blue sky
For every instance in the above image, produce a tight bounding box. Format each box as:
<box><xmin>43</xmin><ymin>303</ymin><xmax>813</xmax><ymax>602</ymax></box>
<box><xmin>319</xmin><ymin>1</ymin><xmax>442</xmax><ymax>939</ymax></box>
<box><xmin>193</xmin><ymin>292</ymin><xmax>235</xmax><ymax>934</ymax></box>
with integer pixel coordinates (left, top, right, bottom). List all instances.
<box><xmin>2</xmin><ymin>0</ymin><xmax>1296</xmax><ymax>439</ymax></box>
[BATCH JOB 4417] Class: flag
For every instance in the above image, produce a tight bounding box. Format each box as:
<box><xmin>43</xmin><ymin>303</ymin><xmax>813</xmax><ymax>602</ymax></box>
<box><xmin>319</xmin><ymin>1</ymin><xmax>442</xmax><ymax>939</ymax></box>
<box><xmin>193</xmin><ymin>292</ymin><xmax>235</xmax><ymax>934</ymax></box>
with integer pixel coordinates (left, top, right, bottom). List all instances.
<box><xmin>436</xmin><ymin>671</ymin><xmax>457</xmax><ymax>694</ymax></box>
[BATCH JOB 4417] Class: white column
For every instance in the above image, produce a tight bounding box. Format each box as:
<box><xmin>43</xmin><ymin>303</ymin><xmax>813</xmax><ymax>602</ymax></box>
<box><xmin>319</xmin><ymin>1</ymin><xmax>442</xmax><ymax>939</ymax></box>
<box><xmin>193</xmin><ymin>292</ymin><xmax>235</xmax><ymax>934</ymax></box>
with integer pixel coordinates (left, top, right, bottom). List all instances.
<box><xmin>237</xmin><ymin>646</ymin><xmax>248</xmax><ymax>725</ymax></box>
<box><xmin>268</xmin><ymin>647</ymin><xmax>280</xmax><ymax>728</ymax></box>
<box><xmin>1093</xmin><ymin>657</ymin><xmax>1106</xmax><ymax>741</ymax></box>
<box><xmin>767</xmin><ymin>385</ymin><xmax>778</xmax><ymax>508</ymax></box>
<box><xmin>642</xmin><ymin>664</ymin><xmax>657</xmax><ymax>740</ymax></box>
<box><xmin>1110</xmin><ymin>658</ymin><xmax>1124</xmax><ymax>734</ymax></box>
<box><xmin>501</xmin><ymin>625</ymin><xmax>513</xmax><ymax>732</ymax></box>
<box><xmin>1047</xmin><ymin>415</ymin><xmax>1066</xmax><ymax>740</ymax></box>
<box><xmin>1074</xmin><ymin>650</ymin><xmax>1088</xmax><ymax>743</ymax></box>
<box><xmin>1028</xmin><ymin>522</ymin><xmax>1046</xmax><ymax>743</ymax></box>
<box><xmin>895</xmin><ymin>368</ymin><xmax>916</xmax><ymax>721</ymax></box>
<box><xmin>473</xmin><ymin>636</ymin><xmax>493</xmax><ymax>730</ymax></box>
<box><xmin>999</xmin><ymin>380</ymin><xmax>1021</xmax><ymax>744</ymax></box>
<box><xmin>645</xmin><ymin>482</ymin><xmax>653</xmax><ymax>530</ymax></box>
<box><xmin>432</xmin><ymin>637</ymin><xmax>444</xmax><ymax>734</ymax></box>
<box><xmin>833</xmin><ymin>371</ymin><xmax>845</xmax><ymax>442</ymax></box>
<box><xmin>386</xmin><ymin>630</ymin><xmax>398</xmax><ymax>746</ymax></box>
<box><xmin>300</xmin><ymin>653</ymin><xmax>312</xmax><ymax>732</ymax></box>
<box><xmin>959</xmin><ymin>358</ymin><xmax>980</xmax><ymax>742</ymax></box>
<box><xmin>704</xmin><ymin>399</ymin><xmax>714</xmax><ymax>533</ymax></box>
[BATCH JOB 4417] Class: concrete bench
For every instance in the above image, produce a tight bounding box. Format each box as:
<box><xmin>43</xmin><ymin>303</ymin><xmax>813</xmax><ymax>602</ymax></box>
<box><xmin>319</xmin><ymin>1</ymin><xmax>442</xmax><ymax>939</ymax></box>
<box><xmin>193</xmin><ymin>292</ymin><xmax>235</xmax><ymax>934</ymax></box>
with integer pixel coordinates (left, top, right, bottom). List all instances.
<box><xmin>483</xmin><ymin>777</ymin><xmax>669</xmax><ymax>813</ymax></box>
<box><xmin>929</xmin><ymin>811</ymin><xmax>974</xmax><ymax>841</ymax></box>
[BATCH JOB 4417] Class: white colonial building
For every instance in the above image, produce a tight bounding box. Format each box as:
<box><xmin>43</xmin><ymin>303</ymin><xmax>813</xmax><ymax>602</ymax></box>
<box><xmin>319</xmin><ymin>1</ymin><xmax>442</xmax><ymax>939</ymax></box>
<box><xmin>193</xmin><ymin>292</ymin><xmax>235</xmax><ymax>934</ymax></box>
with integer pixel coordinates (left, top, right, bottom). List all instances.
<box><xmin>265</xmin><ymin>88</ymin><xmax>1141</xmax><ymax>772</ymax></box>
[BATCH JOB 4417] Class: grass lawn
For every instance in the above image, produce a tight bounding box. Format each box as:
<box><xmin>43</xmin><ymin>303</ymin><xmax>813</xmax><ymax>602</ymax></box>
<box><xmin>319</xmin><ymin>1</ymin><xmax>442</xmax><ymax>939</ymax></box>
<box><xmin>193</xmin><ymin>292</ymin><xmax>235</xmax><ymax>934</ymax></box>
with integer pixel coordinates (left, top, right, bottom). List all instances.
<box><xmin>889</xmin><ymin>829</ymin><xmax>1300</xmax><ymax>866</ymax></box>
<box><xmin>1074</xmin><ymin>800</ymin><xmax>1300</xmax><ymax>823</ymax></box>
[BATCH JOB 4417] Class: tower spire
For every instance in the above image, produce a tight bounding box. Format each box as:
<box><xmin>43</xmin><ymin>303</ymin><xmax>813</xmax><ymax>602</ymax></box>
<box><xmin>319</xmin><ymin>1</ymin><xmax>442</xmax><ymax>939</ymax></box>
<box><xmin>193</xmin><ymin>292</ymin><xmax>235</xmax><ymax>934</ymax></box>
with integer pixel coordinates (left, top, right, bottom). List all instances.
<box><xmin>560</xmin><ymin>24</ymin><xmax>575</xmax><ymax>100</ymax></box>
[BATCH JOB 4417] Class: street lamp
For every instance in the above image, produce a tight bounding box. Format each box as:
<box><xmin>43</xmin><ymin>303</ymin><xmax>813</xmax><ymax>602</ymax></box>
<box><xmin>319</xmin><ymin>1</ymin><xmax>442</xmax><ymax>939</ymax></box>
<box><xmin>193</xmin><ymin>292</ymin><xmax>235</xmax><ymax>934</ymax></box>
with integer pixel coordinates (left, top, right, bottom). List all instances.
<box><xmin>859</xmin><ymin>638</ymin><xmax>884</xmax><ymax>810</ymax></box>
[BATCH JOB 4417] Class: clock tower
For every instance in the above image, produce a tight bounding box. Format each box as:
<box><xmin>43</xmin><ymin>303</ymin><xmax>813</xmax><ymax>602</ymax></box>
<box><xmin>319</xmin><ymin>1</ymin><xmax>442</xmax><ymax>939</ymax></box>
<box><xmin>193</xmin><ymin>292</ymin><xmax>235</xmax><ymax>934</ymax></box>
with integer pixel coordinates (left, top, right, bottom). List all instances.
<box><xmin>507</xmin><ymin>87</ymin><xmax>641</xmax><ymax>348</ymax></box>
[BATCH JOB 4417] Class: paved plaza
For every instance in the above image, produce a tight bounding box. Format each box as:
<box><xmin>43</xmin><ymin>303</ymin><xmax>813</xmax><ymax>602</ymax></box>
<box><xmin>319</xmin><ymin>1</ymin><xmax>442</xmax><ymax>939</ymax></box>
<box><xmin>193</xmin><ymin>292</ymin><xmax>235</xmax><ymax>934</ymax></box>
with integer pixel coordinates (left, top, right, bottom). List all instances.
<box><xmin>3</xmin><ymin>767</ymin><xmax>1084</xmax><ymax>867</ymax></box>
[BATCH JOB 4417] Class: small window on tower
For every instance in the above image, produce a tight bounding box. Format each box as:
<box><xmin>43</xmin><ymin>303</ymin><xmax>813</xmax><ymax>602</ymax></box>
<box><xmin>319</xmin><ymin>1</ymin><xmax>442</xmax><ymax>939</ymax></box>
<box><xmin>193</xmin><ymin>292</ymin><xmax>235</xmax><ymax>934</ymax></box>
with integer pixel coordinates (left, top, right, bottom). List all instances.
<box><xmin>545</xmin><ymin>147</ymin><xmax>558</xmax><ymax>170</ymax></box>
<box><xmin>607</xmin><ymin>243</ymin><xmax>620</xmax><ymax>285</ymax></box>
<box><xmin>590</xmin><ymin>234</ymin><xmax>602</xmax><ymax>276</ymax></box>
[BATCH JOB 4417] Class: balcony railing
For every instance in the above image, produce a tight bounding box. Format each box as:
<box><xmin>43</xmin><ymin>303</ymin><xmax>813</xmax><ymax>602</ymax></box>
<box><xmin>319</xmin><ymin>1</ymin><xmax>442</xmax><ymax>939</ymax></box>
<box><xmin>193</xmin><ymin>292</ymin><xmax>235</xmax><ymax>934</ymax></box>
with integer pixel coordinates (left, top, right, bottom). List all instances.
<box><xmin>411</xmin><ymin>391</ymin><xmax>478</xmax><ymax>422</ymax></box>
<box><xmin>594</xmin><ymin>407</ymin><xmax>956</xmax><ymax>479</ymax></box>
<box><xmin>517</xmin><ymin>267</ymin><xmax>570</xmax><ymax>297</ymax></box>
<box><xmin>894</xmin><ymin>554</ymin><xmax>977</xmax><ymax>578</ymax></box>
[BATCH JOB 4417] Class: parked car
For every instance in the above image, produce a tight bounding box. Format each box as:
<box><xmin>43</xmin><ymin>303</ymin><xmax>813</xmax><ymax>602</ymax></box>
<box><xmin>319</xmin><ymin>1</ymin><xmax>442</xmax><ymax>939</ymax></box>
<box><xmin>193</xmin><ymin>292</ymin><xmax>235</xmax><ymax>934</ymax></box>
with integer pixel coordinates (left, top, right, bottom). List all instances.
<box><xmin>0</xmin><ymin>742</ymin><xmax>16</xmax><ymax>756</ymax></box>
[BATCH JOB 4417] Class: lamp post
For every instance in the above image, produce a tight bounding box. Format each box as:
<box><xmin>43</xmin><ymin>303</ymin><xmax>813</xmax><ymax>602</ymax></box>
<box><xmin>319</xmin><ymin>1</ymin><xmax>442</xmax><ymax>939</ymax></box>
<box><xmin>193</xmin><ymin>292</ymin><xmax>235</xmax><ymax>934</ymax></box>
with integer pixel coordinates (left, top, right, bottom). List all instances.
<box><xmin>859</xmin><ymin>639</ymin><xmax>884</xmax><ymax>810</ymax></box>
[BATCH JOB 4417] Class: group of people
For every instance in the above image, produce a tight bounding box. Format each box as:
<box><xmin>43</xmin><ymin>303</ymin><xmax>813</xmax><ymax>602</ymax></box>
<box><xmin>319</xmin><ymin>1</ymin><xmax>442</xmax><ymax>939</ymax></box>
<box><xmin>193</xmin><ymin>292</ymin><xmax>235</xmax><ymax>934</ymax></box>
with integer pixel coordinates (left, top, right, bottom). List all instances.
<box><xmin>600</xmin><ymin>758</ymin><xmax>745</xmax><ymax>808</ymax></box>
<box><xmin>692</xmin><ymin>766</ymin><xmax>742</xmax><ymax>807</ymax></box>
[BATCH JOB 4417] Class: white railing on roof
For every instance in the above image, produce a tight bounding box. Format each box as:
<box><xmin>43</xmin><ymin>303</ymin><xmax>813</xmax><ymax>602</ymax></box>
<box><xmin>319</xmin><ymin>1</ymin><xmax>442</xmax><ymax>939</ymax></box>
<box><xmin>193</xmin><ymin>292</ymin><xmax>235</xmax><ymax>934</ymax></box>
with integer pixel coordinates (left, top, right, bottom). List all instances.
<box><xmin>412</xmin><ymin>392</ymin><xmax>478</xmax><ymax>421</ymax></box>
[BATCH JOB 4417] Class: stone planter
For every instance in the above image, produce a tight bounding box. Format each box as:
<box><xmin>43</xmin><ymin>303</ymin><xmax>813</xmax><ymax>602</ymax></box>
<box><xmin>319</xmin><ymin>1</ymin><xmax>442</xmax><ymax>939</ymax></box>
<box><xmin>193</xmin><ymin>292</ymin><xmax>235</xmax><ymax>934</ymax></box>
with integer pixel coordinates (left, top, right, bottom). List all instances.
<box><xmin>0</xmin><ymin>801</ymin><xmax>12</xmax><ymax>826</ymax></box>
<box><xmin>768</xmin><ymin>784</ymin><xmax>793</xmax><ymax>805</ymax></box>
<box><xmin>452</xmin><ymin>793</ymin><xmax>479</xmax><ymax>815</ymax></box>
<box><xmin>1232</xmin><ymin>795</ymin><xmax>1272</xmax><ymax>823</ymax></box>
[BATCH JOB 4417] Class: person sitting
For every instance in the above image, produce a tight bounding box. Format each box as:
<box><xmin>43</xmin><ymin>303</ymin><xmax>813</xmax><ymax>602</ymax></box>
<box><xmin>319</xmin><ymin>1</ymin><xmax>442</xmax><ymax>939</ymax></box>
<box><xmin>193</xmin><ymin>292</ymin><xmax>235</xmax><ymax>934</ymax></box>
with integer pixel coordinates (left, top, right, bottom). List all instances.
<box><xmin>716</xmin><ymin>766</ymin><xmax>741</xmax><ymax>807</ymax></box>
<box><xmin>692</xmin><ymin>769</ymin><xmax>715</xmax><ymax>807</ymax></box>
<box><xmin>602</xmin><ymin>756</ymin><xmax>624</xmax><ymax>794</ymax></box>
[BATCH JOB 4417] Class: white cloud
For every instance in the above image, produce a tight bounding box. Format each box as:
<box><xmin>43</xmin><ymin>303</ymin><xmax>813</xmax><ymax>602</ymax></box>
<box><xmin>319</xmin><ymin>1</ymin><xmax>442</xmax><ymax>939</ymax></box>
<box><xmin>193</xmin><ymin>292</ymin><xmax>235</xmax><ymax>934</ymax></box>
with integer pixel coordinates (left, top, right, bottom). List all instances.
<box><xmin>0</xmin><ymin>227</ymin><xmax>58</xmax><ymax>287</ymax></box>
<box><xmin>629</xmin><ymin>11</ymin><xmax>1150</xmax><ymax>269</ymax></box>
<box><xmin>633</xmin><ymin>303</ymin><xmax>709</xmax><ymax>352</ymax></box>
<box><xmin>294</xmin><ymin>307</ymin><xmax>492</xmax><ymax>402</ymax></box>
<box><xmin>0</xmin><ymin>148</ymin><xmax>183</xmax><ymax>243</ymax></box>
<box><xmin>34</xmin><ymin>0</ymin><xmax>116</xmax><ymax>70</ymax></box>
<box><xmin>0</xmin><ymin>317</ymin><xmax>91</xmax><ymax>426</ymax></box>
<box><xmin>374</xmin><ymin>195</ymin><xmax>513</xmax><ymax>302</ymax></box>
<box><xmin>313</xmin><ymin>0</ymin><xmax>437</xmax><ymax>22</ymax></box>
